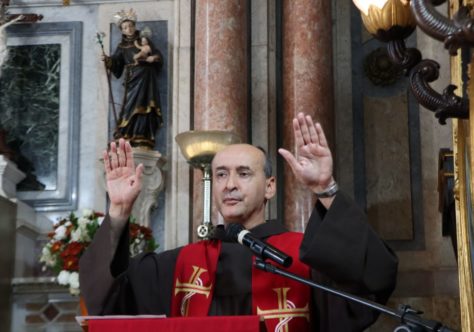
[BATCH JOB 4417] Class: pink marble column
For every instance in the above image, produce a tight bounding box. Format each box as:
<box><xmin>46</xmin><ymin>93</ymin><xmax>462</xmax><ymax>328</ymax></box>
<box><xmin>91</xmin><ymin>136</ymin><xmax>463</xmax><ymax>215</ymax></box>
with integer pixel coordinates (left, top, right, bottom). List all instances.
<box><xmin>194</xmin><ymin>0</ymin><xmax>248</xmax><ymax>137</ymax></box>
<box><xmin>192</xmin><ymin>0</ymin><xmax>248</xmax><ymax>240</ymax></box>
<box><xmin>282</xmin><ymin>0</ymin><xmax>334</xmax><ymax>232</ymax></box>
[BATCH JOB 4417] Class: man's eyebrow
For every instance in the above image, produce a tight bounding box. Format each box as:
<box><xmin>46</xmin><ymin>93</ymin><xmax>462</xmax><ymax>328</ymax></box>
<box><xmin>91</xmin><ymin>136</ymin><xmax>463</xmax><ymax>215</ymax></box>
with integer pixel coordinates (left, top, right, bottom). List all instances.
<box><xmin>213</xmin><ymin>165</ymin><xmax>253</xmax><ymax>172</ymax></box>
<box><xmin>236</xmin><ymin>166</ymin><xmax>253</xmax><ymax>172</ymax></box>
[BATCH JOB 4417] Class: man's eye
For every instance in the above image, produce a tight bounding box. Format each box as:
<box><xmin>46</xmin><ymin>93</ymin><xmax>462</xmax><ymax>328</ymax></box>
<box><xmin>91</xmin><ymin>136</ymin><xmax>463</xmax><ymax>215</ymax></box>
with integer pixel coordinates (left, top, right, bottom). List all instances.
<box><xmin>216</xmin><ymin>172</ymin><xmax>227</xmax><ymax>178</ymax></box>
<box><xmin>240</xmin><ymin>172</ymin><xmax>250</xmax><ymax>177</ymax></box>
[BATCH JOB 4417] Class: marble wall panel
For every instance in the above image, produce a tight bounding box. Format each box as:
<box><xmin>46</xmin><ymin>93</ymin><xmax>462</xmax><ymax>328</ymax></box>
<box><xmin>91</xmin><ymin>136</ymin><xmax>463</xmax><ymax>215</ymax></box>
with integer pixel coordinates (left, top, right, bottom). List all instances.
<box><xmin>363</xmin><ymin>93</ymin><xmax>413</xmax><ymax>240</ymax></box>
<box><xmin>0</xmin><ymin>44</ymin><xmax>60</xmax><ymax>191</ymax></box>
<box><xmin>4</xmin><ymin>23</ymin><xmax>81</xmax><ymax>212</ymax></box>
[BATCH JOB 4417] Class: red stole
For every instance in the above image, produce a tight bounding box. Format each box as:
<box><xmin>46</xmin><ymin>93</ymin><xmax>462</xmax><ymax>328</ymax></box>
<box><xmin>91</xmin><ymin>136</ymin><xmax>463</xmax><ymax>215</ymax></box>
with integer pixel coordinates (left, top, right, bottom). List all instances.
<box><xmin>170</xmin><ymin>240</ymin><xmax>221</xmax><ymax>316</ymax></box>
<box><xmin>252</xmin><ymin>233</ymin><xmax>311</xmax><ymax>332</ymax></box>
<box><xmin>171</xmin><ymin>232</ymin><xmax>312</xmax><ymax>332</ymax></box>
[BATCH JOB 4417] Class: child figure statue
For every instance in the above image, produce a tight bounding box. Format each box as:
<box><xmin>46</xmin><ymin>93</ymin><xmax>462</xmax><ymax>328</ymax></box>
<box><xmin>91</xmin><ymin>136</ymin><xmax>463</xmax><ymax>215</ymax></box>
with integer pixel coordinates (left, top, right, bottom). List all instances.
<box><xmin>133</xmin><ymin>28</ymin><xmax>153</xmax><ymax>65</ymax></box>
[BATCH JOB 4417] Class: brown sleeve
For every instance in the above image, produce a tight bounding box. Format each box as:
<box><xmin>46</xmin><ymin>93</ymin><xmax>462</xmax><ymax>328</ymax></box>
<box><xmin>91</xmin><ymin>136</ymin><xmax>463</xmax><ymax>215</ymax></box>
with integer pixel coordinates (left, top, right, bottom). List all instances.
<box><xmin>79</xmin><ymin>215</ymin><xmax>130</xmax><ymax>315</ymax></box>
<box><xmin>79</xmin><ymin>215</ymin><xmax>181</xmax><ymax>316</ymax></box>
<box><xmin>300</xmin><ymin>191</ymin><xmax>399</xmax><ymax>331</ymax></box>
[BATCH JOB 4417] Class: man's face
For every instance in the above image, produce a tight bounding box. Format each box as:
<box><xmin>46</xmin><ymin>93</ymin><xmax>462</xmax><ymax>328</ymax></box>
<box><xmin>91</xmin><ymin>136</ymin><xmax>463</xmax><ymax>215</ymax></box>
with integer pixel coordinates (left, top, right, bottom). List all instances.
<box><xmin>212</xmin><ymin>144</ymin><xmax>275</xmax><ymax>228</ymax></box>
<box><xmin>120</xmin><ymin>21</ymin><xmax>136</xmax><ymax>37</ymax></box>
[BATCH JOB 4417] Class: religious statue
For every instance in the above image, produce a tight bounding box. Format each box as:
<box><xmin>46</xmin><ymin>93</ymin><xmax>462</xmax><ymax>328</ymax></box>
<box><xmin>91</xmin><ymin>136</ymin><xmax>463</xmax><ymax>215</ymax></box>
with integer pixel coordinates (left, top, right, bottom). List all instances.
<box><xmin>102</xmin><ymin>9</ymin><xmax>163</xmax><ymax>150</ymax></box>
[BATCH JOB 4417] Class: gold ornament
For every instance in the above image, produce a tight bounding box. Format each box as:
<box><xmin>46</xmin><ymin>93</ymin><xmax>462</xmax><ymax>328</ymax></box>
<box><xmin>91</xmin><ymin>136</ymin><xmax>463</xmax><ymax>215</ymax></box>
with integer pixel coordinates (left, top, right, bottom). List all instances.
<box><xmin>113</xmin><ymin>8</ymin><xmax>137</xmax><ymax>28</ymax></box>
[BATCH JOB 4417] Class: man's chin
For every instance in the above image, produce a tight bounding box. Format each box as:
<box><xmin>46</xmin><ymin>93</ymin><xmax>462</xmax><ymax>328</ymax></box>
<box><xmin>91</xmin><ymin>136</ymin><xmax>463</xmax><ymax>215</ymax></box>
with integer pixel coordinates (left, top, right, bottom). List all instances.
<box><xmin>221</xmin><ymin>212</ymin><xmax>244</xmax><ymax>224</ymax></box>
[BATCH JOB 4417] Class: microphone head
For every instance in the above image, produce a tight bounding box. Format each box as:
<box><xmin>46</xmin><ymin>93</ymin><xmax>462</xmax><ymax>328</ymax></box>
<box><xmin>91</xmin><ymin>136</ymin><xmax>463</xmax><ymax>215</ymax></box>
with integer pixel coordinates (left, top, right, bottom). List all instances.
<box><xmin>226</xmin><ymin>223</ymin><xmax>245</xmax><ymax>241</ymax></box>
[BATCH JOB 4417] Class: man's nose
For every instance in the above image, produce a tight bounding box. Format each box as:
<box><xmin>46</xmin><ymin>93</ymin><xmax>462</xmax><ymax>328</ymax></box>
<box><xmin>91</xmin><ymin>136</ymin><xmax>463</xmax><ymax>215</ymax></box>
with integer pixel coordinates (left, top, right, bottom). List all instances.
<box><xmin>225</xmin><ymin>174</ymin><xmax>237</xmax><ymax>189</ymax></box>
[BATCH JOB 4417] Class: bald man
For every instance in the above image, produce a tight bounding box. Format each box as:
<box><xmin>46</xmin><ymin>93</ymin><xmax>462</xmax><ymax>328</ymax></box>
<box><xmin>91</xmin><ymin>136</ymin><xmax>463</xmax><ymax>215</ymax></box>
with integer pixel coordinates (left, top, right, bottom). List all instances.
<box><xmin>80</xmin><ymin>113</ymin><xmax>398</xmax><ymax>332</ymax></box>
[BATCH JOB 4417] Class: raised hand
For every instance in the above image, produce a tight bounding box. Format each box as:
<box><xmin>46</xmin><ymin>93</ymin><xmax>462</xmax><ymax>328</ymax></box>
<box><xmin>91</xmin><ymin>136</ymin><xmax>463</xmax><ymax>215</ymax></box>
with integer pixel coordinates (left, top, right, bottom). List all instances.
<box><xmin>103</xmin><ymin>138</ymin><xmax>144</xmax><ymax>221</ymax></box>
<box><xmin>278</xmin><ymin>112</ymin><xmax>334</xmax><ymax>196</ymax></box>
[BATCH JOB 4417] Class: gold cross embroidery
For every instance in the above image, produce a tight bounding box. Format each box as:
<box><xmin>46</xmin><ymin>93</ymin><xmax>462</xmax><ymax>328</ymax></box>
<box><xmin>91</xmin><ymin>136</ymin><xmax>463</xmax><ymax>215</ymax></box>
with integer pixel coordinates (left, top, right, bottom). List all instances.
<box><xmin>257</xmin><ymin>288</ymin><xmax>310</xmax><ymax>332</ymax></box>
<box><xmin>174</xmin><ymin>265</ymin><xmax>212</xmax><ymax>316</ymax></box>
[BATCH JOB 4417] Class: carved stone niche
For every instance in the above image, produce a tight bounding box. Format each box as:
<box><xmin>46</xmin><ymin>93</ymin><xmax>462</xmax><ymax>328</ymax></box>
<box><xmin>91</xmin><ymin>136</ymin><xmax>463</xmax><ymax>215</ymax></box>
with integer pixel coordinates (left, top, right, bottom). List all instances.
<box><xmin>131</xmin><ymin>149</ymin><xmax>166</xmax><ymax>227</ymax></box>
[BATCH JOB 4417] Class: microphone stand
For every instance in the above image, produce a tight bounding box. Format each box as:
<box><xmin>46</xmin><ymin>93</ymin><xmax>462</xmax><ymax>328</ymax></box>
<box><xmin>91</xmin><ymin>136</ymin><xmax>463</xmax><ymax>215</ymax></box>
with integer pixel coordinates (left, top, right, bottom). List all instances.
<box><xmin>254</xmin><ymin>259</ymin><xmax>456</xmax><ymax>332</ymax></box>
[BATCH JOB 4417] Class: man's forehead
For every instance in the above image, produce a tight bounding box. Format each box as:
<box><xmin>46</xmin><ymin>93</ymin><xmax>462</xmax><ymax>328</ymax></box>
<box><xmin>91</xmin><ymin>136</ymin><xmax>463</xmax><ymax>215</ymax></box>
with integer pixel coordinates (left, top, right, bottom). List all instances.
<box><xmin>212</xmin><ymin>144</ymin><xmax>264</xmax><ymax>169</ymax></box>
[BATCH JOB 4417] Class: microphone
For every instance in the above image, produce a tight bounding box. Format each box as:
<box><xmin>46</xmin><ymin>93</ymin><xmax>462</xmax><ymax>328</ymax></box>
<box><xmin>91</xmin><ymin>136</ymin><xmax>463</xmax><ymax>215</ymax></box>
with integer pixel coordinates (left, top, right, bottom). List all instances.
<box><xmin>226</xmin><ymin>223</ymin><xmax>293</xmax><ymax>268</ymax></box>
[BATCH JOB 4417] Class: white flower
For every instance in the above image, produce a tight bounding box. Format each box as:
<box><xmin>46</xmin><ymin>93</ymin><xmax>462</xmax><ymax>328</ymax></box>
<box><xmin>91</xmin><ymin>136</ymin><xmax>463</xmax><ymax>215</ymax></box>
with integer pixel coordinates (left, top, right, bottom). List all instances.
<box><xmin>39</xmin><ymin>246</ymin><xmax>57</xmax><ymax>268</ymax></box>
<box><xmin>57</xmin><ymin>270</ymin><xmax>71</xmax><ymax>285</ymax></box>
<box><xmin>41</xmin><ymin>245</ymin><xmax>51</xmax><ymax>256</ymax></box>
<box><xmin>69</xmin><ymin>272</ymin><xmax>80</xmax><ymax>289</ymax></box>
<box><xmin>82</xmin><ymin>209</ymin><xmax>93</xmax><ymax>218</ymax></box>
<box><xmin>71</xmin><ymin>226</ymin><xmax>91</xmax><ymax>243</ymax></box>
<box><xmin>78</xmin><ymin>217</ymin><xmax>90</xmax><ymax>227</ymax></box>
<box><xmin>54</xmin><ymin>225</ymin><xmax>68</xmax><ymax>240</ymax></box>
<box><xmin>70</xmin><ymin>228</ymin><xmax>81</xmax><ymax>242</ymax></box>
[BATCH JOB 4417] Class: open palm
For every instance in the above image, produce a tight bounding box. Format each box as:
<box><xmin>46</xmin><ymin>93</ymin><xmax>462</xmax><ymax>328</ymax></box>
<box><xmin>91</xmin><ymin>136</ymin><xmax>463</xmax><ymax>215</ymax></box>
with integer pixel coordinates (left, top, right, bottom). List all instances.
<box><xmin>279</xmin><ymin>113</ymin><xmax>334</xmax><ymax>193</ymax></box>
<box><xmin>103</xmin><ymin>139</ymin><xmax>143</xmax><ymax>217</ymax></box>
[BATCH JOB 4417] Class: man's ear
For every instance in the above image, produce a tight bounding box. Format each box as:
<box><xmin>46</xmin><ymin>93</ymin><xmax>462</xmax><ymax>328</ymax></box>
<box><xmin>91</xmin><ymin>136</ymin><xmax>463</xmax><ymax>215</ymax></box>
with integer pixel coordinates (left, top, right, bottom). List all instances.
<box><xmin>264</xmin><ymin>176</ymin><xmax>276</xmax><ymax>200</ymax></box>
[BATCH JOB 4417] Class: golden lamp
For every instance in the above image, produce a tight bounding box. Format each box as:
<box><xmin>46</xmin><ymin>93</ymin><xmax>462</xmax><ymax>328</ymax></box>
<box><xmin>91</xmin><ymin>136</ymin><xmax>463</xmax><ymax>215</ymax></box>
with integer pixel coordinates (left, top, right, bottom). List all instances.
<box><xmin>352</xmin><ymin>0</ymin><xmax>469</xmax><ymax>124</ymax></box>
<box><xmin>175</xmin><ymin>130</ymin><xmax>241</xmax><ymax>239</ymax></box>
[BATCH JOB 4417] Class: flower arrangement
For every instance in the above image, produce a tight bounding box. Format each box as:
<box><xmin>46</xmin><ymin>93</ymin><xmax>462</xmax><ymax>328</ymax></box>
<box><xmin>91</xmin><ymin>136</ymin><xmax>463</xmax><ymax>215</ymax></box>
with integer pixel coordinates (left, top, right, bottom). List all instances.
<box><xmin>39</xmin><ymin>209</ymin><xmax>158</xmax><ymax>295</ymax></box>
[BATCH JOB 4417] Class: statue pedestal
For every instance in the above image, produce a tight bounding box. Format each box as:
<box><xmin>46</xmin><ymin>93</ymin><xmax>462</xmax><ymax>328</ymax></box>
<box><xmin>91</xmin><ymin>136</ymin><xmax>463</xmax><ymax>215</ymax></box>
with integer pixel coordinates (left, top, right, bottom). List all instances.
<box><xmin>130</xmin><ymin>149</ymin><xmax>166</xmax><ymax>227</ymax></box>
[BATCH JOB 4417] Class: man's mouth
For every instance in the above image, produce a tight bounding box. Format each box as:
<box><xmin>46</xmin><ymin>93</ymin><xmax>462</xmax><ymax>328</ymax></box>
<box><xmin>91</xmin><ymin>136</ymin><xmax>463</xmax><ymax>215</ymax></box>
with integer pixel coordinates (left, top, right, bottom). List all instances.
<box><xmin>223</xmin><ymin>197</ymin><xmax>241</xmax><ymax>205</ymax></box>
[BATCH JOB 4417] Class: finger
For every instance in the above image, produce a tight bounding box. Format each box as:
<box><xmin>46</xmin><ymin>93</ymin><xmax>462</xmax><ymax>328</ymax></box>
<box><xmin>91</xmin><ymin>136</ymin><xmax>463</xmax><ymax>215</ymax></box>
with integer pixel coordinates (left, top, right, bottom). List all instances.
<box><xmin>293</xmin><ymin>117</ymin><xmax>304</xmax><ymax>148</ymax></box>
<box><xmin>109</xmin><ymin>141</ymin><xmax>119</xmax><ymax>169</ymax></box>
<box><xmin>103</xmin><ymin>150</ymin><xmax>112</xmax><ymax>174</ymax></box>
<box><xmin>124</xmin><ymin>140</ymin><xmax>136</xmax><ymax>169</ymax></box>
<box><xmin>278</xmin><ymin>148</ymin><xmax>302</xmax><ymax>175</ymax></box>
<box><xmin>315</xmin><ymin>123</ymin><xmax>329</xmax><ymax>148</ymax></box>
<box><xmin>305</xmin><ymin>115</ymin><xmax>319</xmax><ymax>144</ymax></box>
<box><xmin>117</xmin><ymin>138</ymin><xmax>127</xmax><ymax>167</ymax></box>
<box><xmin>297</xmin><ymin>112</ymin><xmax>311</xmax><ymax>144</ymax></box>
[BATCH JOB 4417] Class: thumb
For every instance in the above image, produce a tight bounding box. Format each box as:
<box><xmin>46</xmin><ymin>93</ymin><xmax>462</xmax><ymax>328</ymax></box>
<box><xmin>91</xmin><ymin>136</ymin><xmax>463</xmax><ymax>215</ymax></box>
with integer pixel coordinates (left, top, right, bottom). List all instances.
<box><xmin>278</xmin><ymin>148</ymin><xmax>301</xmax><ymax>175</ymax></box>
